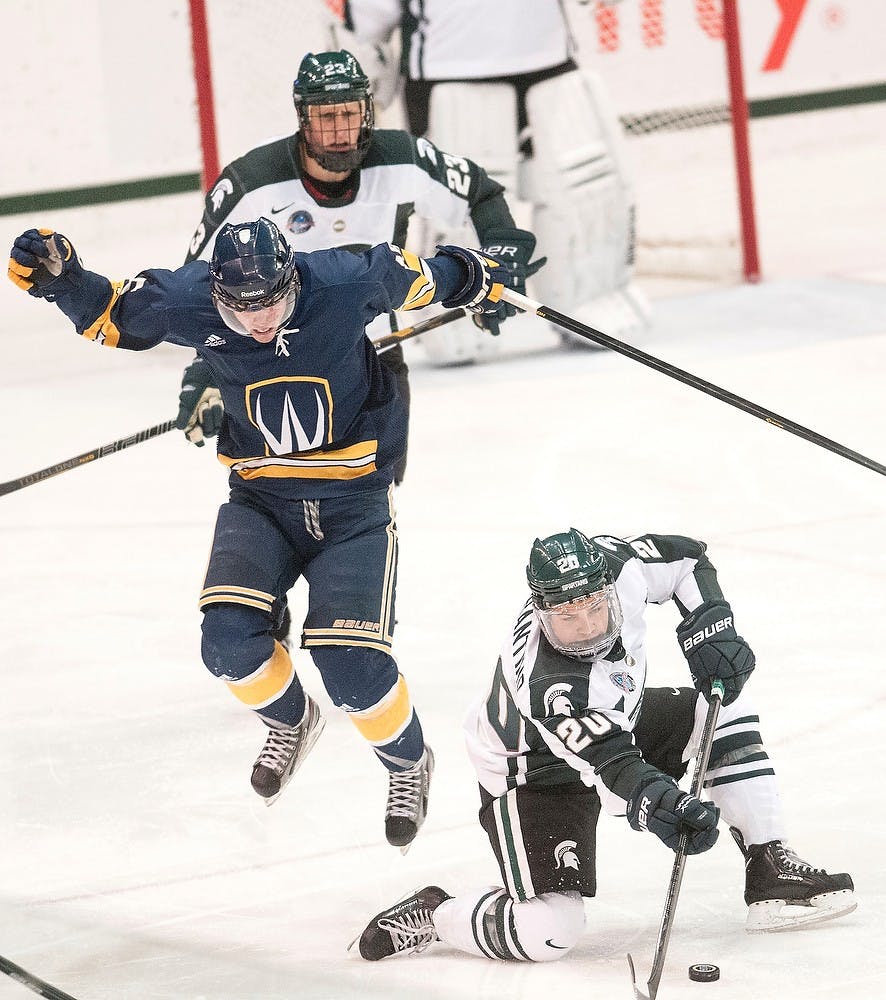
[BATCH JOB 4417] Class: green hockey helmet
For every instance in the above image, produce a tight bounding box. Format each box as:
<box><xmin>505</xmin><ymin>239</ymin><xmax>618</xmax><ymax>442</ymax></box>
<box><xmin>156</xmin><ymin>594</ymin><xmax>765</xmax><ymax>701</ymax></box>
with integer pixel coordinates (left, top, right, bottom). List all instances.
<box><xmin>293</xmin><ymin>50</ymin><xmax>374</xmax><ymax>171</ymax></box>
<box><xmin>527</xmin><ymin>529</ymin><xmax>623</xmax><ymax>659</ymax></box>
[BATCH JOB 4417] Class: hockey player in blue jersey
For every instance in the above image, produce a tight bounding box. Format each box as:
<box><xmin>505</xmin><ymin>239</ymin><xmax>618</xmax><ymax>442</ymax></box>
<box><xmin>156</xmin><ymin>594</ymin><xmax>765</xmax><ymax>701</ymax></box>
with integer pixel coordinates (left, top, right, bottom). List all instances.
<box><xmin>8</xmin><ymin>217</ymin><xmax>540</xmax><ymax>850</ymax></box>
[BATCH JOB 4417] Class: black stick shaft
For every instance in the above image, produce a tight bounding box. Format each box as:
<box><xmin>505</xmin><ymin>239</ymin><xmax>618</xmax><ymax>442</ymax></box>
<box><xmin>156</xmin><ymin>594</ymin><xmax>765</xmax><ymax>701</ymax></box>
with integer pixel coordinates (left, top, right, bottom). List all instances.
<box><xmin>372</xmin><ymin>307</ymin><xmax>466</xmax><ymax>353</ymax></box>
<box><xmin>0</xmin><ymin>954</ymin><xmax>81</xmax><ymax>1000</ymax></box>
<box><xmin>643</xmin><ymin>683</ymin><xmax>723</xmax><ymax>999</ymax></box>
<box><xmin>500</xmin><ymin>289</ymin><xmax>886</xmax><ymax>478</ymax></box>
<box><xmin>0</xmin><ymin>420</ymin><xmax>177</xmax><ymax>497</ymax></box>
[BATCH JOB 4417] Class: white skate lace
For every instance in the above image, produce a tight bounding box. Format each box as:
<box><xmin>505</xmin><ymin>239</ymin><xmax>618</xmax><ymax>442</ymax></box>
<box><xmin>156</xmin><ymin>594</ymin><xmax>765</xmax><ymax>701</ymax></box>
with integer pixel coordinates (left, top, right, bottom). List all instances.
<box><xmin>256</xmin><ymin>726</ymin><xmax>301</xmax><ymax>773</ymax></box>
<box><xmin>777</xmin><ymin>845</ymin><xmax>824</xmax><ymax>875</ymax></box>
<box><xmin>385</xmin><ymin>760</ymin><xmax>424</xmax><ymax>819</ymax></box>
<box><xmin>377</xmin><ymin>909</ymin><xmax>436</xmax><ymax>955</ymax></box>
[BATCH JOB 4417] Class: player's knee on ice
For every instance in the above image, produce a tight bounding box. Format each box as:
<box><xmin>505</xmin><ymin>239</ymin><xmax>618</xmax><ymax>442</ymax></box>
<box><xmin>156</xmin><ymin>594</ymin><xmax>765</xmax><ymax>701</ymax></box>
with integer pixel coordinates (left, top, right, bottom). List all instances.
<box><xmin>435</xmin><ymin>889</ymin><xmax>585</xmax><ymax>962</ymax></box>
<box><xmin>201</xmin><ymin>603</ymin><xmax>276</xmax><ymax>679</ymax></box>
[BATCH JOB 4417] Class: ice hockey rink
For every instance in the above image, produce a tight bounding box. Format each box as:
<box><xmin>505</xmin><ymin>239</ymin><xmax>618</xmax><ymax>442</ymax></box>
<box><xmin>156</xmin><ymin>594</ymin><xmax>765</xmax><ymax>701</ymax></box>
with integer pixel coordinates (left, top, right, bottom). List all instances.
<box><xmin>2</xmin><ymin>96</ymin><xmax>886</xmax><ymax>1000</ymax></box>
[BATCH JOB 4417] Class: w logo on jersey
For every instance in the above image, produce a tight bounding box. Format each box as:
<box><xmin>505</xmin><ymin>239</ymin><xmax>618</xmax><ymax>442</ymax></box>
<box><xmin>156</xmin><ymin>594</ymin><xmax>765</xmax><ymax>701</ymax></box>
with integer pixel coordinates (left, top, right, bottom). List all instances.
<box><xmin>246</xmin><ymin>377</ymin><xmax>332</xmax><ymax>455</ymax></box>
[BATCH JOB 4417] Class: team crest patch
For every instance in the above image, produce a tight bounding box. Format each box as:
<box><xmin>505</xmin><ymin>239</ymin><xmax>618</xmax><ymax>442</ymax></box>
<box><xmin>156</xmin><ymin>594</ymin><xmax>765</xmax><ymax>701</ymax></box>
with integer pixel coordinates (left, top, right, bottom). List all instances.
<box><xmin>543</xmin><ymin>683</ymin><xmax>575</xmax><ymax>718</ymax></box>
<box><xmin>609</xmin><ymin>671</ymin><xmax>636</xmax><ymax>693</ymax></box>
<box><xmin>287</xmin><ymin>209</ymin><xmax>315</xmax><ymax>234</ymax></box>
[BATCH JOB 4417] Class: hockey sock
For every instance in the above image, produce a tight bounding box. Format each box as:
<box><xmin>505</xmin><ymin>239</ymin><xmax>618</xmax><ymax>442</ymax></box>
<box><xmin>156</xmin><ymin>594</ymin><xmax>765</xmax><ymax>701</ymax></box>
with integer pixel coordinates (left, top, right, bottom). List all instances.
<box><xmin>347</xmin><ymin>674</ymin><xmax>425</xmax><ymax>770</ymax></box>
<box><xmin>225</xmin><ymin>640</ymin><xmax>306</xmax><ymax>726</ymax></box>
<box><xmin>433</xmin><ymin>888</ymin><xmax>584</xmax><ymax>962</ymax></box>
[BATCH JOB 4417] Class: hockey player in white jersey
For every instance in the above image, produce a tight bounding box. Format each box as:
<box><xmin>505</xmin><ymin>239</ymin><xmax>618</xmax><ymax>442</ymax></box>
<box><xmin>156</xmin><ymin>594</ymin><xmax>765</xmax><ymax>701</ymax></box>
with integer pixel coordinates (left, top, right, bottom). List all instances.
<box><xmin>177</xmin><ymin>49</ymin><xmax>540</xmax><ymax>477</ymax></box>
<box><xmin>356</xmin><ymin>528</ymin><xmax>855</xmax><ymax>961</ymax></box>
<box><xmin>331</xmin><ymin>0</ymin><xmax>650</xmax><ymax>362</ymax></box>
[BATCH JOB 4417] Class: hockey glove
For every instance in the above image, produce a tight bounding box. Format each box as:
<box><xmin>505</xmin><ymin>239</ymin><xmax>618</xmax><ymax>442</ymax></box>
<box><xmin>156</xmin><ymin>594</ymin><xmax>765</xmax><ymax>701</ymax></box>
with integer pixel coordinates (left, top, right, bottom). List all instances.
<box><xmin>175</xmin><ymin>357</ymin><xmax>224</xmax><ymax>447</ymax></box>
<box><xmin>473</xmin><ymin>228</ymin><xmax>547</xmax><ymax>336</ymax></box>
<box><xmin>627</xmin><ymin>773</ymin><xmax>720</xmax><ymax>855</ymax></box>
<box><xmin>437</xmin><ymin>231</ymin><xmax>546</xmax><ymax>335</ymax></box>
<box><xmin>677</xmin><ymin>599</ymin><xmax>755</xmax><ymax>706</ymax></box>
<box><xmin>8</xmin><ymin>229</ymin><xmax>83</xmax><ymax>298</ymax></box>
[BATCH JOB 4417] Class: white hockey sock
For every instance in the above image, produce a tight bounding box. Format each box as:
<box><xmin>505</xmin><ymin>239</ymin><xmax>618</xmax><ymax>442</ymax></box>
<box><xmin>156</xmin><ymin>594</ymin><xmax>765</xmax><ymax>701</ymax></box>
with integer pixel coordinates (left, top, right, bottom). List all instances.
<box><xmin>433</xmin><ymin>887</ymin><xmax>585</xmax><ymax>962</ymax></box>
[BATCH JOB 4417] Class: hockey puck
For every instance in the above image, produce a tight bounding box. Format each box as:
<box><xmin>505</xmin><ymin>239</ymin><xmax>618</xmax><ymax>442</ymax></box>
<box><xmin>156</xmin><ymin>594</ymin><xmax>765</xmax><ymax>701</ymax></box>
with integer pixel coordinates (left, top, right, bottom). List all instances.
<box><xmin>689</xmin><ymin>964</ymin><xmax>720</xmax><ymax>982</ymax></box>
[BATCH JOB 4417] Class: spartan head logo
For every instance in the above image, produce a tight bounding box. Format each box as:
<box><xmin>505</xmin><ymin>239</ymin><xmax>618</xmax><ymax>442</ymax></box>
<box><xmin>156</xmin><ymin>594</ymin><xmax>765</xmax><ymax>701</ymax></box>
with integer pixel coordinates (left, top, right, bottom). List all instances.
<box><xmin>554</xmin><ymin>840</ymin><xmax>580</xmax><ymax>870</ymax></box>
<box><xmin>210</xmin><ymin>178</ymin><xmax>234</xmax><ymax>211</ymax></box>
<box><xmin>543</xmin><ymin>683</ymin><xmax>575</xmax><ymax>718</ymax></box>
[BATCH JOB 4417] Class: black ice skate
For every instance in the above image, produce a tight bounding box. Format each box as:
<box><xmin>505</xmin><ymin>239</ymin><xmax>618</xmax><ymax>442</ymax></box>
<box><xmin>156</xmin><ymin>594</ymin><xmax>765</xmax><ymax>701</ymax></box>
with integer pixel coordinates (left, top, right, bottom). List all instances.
<box><xmin>384</xmin><ymin>746</ymin><xmax>434</xmax><ymax>853</ymax></box>
<box><xmin>356</xmin><ymin>886</ymin><xmax>451</xmax><ymax>961</ymax></box>
<box><xmin>251</xmin><ymin>695</ymin><xmax>325</xmax><ymax>806</ymax></box>
<box><xmin>732</xmin><ymin>828</ymin><xmax>856</xmax><ymax>932</ymax></box>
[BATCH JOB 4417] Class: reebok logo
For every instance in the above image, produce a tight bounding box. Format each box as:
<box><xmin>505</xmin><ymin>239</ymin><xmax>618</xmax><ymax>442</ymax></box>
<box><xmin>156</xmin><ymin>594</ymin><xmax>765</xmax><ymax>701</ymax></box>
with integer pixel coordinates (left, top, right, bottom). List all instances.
<box><xmin>203</xmin><ymin>334</ymin><xmax>226</xmax><ymax>347</ymax></box>
<box><xmin>682</xmin><ymin>616</ymin><xmax>733</xmax><ymax>651</ymax></box>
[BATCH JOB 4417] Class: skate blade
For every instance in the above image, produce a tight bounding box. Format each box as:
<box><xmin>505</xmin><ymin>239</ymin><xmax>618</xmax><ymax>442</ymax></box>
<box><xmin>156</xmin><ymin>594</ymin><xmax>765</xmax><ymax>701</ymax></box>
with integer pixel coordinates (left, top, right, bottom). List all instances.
<box><xmin>746</xmin><ymin>890</ymin><xmax>857</xmax><ymax>932</ymax></box>
<box><xmin>259</xmin><ymin>714</ymin><xmax>327</xmax><ymax>808</ymax></box>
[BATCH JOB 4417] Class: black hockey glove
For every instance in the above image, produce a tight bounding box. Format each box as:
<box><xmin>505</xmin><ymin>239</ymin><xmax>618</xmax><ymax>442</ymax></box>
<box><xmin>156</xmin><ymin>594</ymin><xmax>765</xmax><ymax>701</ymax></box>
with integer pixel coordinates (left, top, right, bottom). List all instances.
<box><xmin>627</xmin><ymin>773</ymin><xmax>720</xmax><ymax>855</ymax></box>
<box><xmin>175</xmin><ymin>357</ymin><xmax>224</xmax><ymax>447</ymax></box>
<box><xmin>8</xmin><ymin>229</ymin><xmax>83</xmax><ymax>298</ymax></box>
<box><xmin>473</xmin><ymin>228</ymin><xmax>547</xmax><ymax>336</ymax></box>
<box><xmin>677</xmin><ymin>599</ymin><xmax>755</xmax><ymax>706</ymax></box>
<box><xmin>436</xmin><ymin>230</ymin><xmax>546</xmax><ymax>335</ymax></box>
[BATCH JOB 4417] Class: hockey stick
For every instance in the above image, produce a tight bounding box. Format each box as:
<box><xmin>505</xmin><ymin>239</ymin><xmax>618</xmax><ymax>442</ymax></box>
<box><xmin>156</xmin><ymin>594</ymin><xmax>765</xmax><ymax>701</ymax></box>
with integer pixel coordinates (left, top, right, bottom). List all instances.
<box><xmin>0</xmin><ymin>419</ymin><xmax>177</xmax><ymax>497</ymax></box>
<box><xmin>498</xmin><ymin>288</ymin><xmax>886</xmax><ymax>479</ymax></box>
<box><xmin>0</xmin><ymin>954</ymin><xmax>81</xmax><ymax>1000</ymax></box>
<box><xmin>0</xmin><ymin>310</ymin><xmax>467</xmax><ymax>498</ymax></box>
<box><xmin>373</xmin><ymin>307</ymin><xmax>466</xmax><ymax>353</ymax></box>
<box><xmin>627</xmin><ymin>680</ymin><xmax>725</xmax><ymax>1000</ymax></box>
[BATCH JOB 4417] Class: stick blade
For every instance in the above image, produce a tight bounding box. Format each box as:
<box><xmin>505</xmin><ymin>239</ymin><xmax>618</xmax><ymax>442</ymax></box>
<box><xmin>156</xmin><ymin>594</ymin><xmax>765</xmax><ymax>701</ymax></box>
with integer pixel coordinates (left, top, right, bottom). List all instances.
<box><xmin>626</xmin><ymin>953</ymin><xmax>652</xmax><ymax>1000</ymax></box>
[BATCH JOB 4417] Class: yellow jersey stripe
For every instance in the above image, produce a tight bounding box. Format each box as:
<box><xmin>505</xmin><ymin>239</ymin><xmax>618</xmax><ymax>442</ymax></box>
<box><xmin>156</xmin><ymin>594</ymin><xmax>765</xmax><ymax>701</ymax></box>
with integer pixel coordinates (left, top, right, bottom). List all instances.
<box><xmin>81</xmin><ymin>280</ymin><xmax>125</xmax><ymax>347</ymax></box>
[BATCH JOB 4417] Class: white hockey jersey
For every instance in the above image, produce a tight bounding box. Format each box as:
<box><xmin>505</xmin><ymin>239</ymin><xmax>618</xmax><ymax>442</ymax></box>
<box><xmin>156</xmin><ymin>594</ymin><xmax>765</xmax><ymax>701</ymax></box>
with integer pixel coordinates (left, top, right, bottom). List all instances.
<box><xmin>185</xmin><ymin>128</ymin><xmax>515</xmax><ymax>335</ymax></box>
<box><xmin>343</xmin><ymin>0</ymin><xmax>573</xmax><ymax>80</ymax></box>
<box><xmin>463</xmin><ymin>533</ymin><xmax>725</xmax><ymax>816</ymax></box>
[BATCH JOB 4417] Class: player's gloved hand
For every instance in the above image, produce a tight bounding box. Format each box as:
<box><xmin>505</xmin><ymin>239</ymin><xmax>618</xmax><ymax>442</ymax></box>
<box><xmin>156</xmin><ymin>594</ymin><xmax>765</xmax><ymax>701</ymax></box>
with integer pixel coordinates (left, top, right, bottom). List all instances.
<box><xmin>677</xmin><ymin>599</ymin><xmax>755</xmax><ymax>706</ymax></box>
<box><xmin>437</xmin><ymin>232</ymin><xmax>545</xmax><ymax>335</ymax></box>
<box><xmin>472</xmin><ymin>228</ymin><xmax>547</xmax><ymax>336</ymax></box>
<box><xmin>175</xmin><ymin>357</ymin><xmax>224</xmax><ymax>447</ymax></box>
<box><xmin>627</xmin><ymin>773</ymin><xmax>720</xmax><ymax>855</ymax></box>
<box><xmin>8</xmin><ymin>229</ymin><xmax>82</xmax><ymax>298</ymax></box>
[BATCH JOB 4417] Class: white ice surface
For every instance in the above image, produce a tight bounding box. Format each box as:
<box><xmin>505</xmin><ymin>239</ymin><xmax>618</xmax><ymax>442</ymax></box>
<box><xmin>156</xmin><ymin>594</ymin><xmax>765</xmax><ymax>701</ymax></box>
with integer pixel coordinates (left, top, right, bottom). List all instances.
<box><xmin>1</xmin><ymin>267</ymin><xmax>884</xmax><ymax>1000</ymax></box>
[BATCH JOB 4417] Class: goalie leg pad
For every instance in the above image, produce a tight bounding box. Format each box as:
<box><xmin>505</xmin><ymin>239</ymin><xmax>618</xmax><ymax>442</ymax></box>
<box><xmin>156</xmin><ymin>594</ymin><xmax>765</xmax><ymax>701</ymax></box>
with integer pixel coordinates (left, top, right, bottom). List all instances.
<box><xmin>522</xmin><ymin>68</ymin><xmax>649</xmax><ymax>342</ymax></box>
<box><xmin>417</xmin><ymin>82</ymin><xmax>520</xmax><ymax>367</ymax></box>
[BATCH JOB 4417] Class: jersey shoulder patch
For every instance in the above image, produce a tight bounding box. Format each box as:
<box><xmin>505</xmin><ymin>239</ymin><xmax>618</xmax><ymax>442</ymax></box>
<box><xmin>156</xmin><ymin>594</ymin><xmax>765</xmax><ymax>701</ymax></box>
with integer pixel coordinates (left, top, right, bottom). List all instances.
<box><xmin>361</xmin><ymin>129</ymin><xmax>421</xmax><ymax>169</ymax></box>
<box><xmin>229</xmin><ymin>134</ymin><xmax>300</xmax><ymax>195</ymax></box>
<box><xmin>593</xmin><ymin>532</ymin><xmax>707</xmax><ymax>570</ymax></box>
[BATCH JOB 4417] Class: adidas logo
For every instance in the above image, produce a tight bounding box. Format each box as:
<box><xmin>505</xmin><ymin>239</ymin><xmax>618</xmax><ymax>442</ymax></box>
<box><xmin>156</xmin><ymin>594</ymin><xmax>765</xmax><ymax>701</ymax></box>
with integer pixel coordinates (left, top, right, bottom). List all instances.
<box><xmin>203</xmin><ymin>334</ymin><xmax>226</xmax><ymax>347</ymax></box>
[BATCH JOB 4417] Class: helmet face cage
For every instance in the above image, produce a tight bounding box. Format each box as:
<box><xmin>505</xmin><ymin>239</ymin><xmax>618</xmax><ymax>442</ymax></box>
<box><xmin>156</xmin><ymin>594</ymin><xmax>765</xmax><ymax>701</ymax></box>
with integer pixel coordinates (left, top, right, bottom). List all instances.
<box><xmin>293</xmin><ymin>50</ymin><xmax>374</xmax><ymax>171</ymax></box>
<box><xmin>527</xmin><ymin>528</ymin><xmax>624</xmax><ymax>659</ymax></box>
<box><xmin>535</xmin><ymin>585</ymin><xmax>624</xmax><ymax>660</ymax></box>
<box><xmin>209</xmin><ymin>219</ymin><xmax>300</xmax><ymax>331</ymax></box>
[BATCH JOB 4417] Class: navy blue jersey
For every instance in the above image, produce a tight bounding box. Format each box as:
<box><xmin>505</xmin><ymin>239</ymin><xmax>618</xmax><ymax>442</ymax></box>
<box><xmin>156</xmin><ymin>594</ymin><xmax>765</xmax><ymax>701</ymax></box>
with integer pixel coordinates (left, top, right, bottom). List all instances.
<box><xmin>47</xmin><ymin>242</ymin><xmax>466</xmax><ymax>499</ymax></box>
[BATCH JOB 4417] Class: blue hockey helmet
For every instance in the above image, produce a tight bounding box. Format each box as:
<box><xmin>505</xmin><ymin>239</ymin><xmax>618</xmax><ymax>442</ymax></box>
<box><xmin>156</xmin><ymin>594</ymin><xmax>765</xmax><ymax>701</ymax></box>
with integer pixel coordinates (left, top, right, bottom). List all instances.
<box><xmin>293</xmin><ymin>50</ymin><xmax>374</xmax><ymax>171</ymax></box>
<box><xmin>209</xmin><ymin>218</ymin><xmax>299</xmax><ymax>314</ymax></box>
